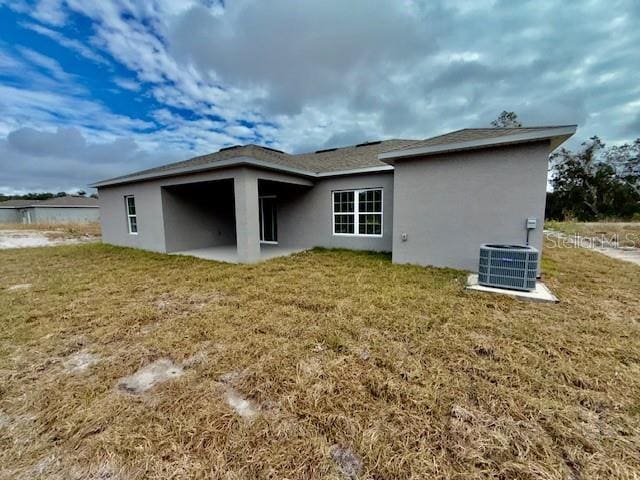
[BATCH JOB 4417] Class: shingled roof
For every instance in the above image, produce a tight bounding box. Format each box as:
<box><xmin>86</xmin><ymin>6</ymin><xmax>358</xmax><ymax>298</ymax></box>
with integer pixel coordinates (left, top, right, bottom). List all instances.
<box><xmin>0</xmin><ymin>196</ymin><xmax>98</xmax><ymax>208</ymax></box>
<box><xmin>92</xmin><ymin>125</ymin><xmax>577</xmax><ymax>187</ymax></box>
<box><xmin>380</xmin><ymin>125</ymin><xmax>577</xmax><ymax>163</ymax></box>
<box><xmin>92</xmin><ymin>139</ymin><xmax>416</xmax><ymax>187</ymax></box>
<box><xmin>37</xmin><ymin>196</ymin><xmax>98</xmax><ymax>206</ymax></box>
<box><xmin>384</xmin><ymin>126</ymin><xmax>574</xmax><ymax>152</ymax></box>
<box><xmin>292</xmin><ymin>139</ymin><xmax>417</xmax><ymax>172</ymax></box>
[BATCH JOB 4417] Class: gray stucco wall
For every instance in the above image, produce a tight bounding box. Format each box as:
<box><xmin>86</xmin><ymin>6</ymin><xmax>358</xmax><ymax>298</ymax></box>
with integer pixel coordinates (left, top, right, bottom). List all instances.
<box><xmin>0</xmin><ymin>207</ymin><xmax>98</xmax><ymax>224</ymax></box>
<box><xmin>97</xmin><ymin>166</ymin><xmax>311</xmax><ymax>254</ymax></box>
<box><xmin>99</xmin><ymin>181</ymin><xmax>167</xmax><ymax>252</ymax></box>
<box><xmin>162</xmin><ymin>180</ymin><xmax>236</xmax><ymax>252</ymax></box>
<box><xmin>98</xmin><ymin>165</ymin><xmax>392</xmax><ymax>255</ymax></box>
<box><xmin>391</xmin><ymin>141</ymin><xmax>550</xmax><ymax>272</ymax></box>
<box><xmin>0</xmin><ymin>209</ymin><xmax>19</xmax><ymax>223</ymax></box>
<box><xmin>31</xmin><ymin>207</ymin><xmax>100</xmax><ymax>223</ymax></box>
<box><xmin>276</xmin><ymin>172</ymin><xmax>394</xmax><ymax>252</ymax></box>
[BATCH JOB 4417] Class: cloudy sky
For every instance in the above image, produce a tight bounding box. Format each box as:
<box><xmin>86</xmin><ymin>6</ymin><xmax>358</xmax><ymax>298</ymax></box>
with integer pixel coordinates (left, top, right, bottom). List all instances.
<box><xmin>0</xmin><ymin>0</ymin><xmax>638</xmax><ymax>194</ymax></box>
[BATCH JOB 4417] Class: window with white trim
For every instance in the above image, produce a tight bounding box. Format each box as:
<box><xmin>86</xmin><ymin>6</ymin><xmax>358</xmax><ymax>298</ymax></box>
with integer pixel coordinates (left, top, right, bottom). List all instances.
<box><xmin>333</xmin><ymin>188</ymin><xmax>382</xmax><ymax>236</ymax></box>
<box><xmin>125</xmin><ymin>195</ymin><xmax>138</xmax><ymax>234</ymax></box>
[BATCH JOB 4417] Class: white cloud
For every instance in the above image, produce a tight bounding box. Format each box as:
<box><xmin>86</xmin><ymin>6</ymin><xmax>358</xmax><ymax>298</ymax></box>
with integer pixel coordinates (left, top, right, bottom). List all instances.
<box><xmin>16</xmin><ymin>47</ymin><xmax>73</xmax><ymax>82</ymax></box>
<box><xmin>0</xmin><ymin>50</ymin><xmax>23</xmax><ymax>70</ymax></box>
<box><xmin>21</xmin><ymin>22</ymin><xmax>110</xmax><ymax>65</ymax></box>
<box><xmin>0</xmin><ymin>84</ymin><xmax>152</xmax><ymax>136</ymax></box>
<box><xmin>224</xmin><ymin>124</ymin><xmax>254</xmax><ymax>139</ymax></box>
<box><xmin>113</xmin><ymin>76</ymin><xmax>141</xmax><ymax>91</ymax></box>
<box><xmin>31</xmin><ymin>0</ymin><xmax>67</xmax><ymax>26</ymax></box>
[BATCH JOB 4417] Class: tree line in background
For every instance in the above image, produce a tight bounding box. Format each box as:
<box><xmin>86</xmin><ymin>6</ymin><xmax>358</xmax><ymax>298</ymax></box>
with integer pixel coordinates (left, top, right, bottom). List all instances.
<box><xmin>493</xmin><ymin>111</ymin><xmax>640</xmax><ymax>221</ymax></box>
<box><xmin>0</xmin><ymin>191</ymin><xmax>98</xmax><ymax>202</ymax></box>
<box><xmin>546</xmin><ymin>137</ymin><xmax>640</xmax><ymax>221</ymax></box>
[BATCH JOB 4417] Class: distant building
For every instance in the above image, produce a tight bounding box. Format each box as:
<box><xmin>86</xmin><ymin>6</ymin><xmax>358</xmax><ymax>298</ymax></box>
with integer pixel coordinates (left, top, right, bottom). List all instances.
<box><xmin>0</xmin><ymin>196</ymin><xmax>100</xmax><ymax>224</ymax></box>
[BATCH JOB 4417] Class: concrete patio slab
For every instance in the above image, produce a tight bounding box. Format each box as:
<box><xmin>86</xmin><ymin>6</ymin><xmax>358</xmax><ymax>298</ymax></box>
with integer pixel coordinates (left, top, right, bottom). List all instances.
<box><xmin>171</xmin><ymin>244</ymin><xmax>306</xmax><ymax>263</ymax></box>
<box><xmin>465</xmin><ymin>274</ymin><xmax>558</xmax><ymax>303</ymax></box>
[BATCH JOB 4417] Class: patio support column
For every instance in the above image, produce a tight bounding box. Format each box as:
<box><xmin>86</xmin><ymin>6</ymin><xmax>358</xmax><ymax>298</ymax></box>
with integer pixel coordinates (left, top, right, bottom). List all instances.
<box><xmin>234</xmin><ymin>169</ymin><xmax>260</xmax><ymax>263</ymax></box>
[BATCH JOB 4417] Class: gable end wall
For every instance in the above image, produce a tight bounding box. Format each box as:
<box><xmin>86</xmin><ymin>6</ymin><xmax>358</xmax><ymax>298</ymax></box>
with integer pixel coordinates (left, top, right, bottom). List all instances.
<box><xmin>391</xmin><ymin>141</ymin><xmax>550</xmax><ymax>272</ymax></box>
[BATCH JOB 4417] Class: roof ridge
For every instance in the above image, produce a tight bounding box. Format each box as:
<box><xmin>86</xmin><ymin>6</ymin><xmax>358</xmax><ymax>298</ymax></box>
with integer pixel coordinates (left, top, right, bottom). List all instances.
<box><xmin>295</xmin><ymin>138</ymin><xmax>417</xmax><ymax>156</ymax></box>
<box><xmin>462</xmin><ymin>124</ymin><xmax>577</xmax><ymax>131</ymax></box>
<box><xmin>243</xmin><ymin>144</ymin><xmax>288</xmax><ymax>154</ymax></box>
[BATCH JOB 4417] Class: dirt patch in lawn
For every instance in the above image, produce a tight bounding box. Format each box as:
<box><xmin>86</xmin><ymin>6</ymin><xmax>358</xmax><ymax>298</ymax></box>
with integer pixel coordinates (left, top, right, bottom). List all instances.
<box><xmin>118</xmin><ymin>359</ymin><xmax>184</xmax><ymax>395</ymax></box>
<box><xmin>0</xmin><ymin>410</ymin><xmax>10</xmax><ymax>429</ymax></box>
<box><xmin>217</xmin><ymin>371</ymin><xmax>260</xmax><ymax>421</ymax></box>
<box><xmin>0</xmin><ymin>229</ymin><xmax>98</xmax><ymax>249</ymax></box>
<box><xmin>330</xmin><ymin>445</ymin><xmax>363</xmax><ymax>479</ymax></box>
<box><xmin>63</xmin><ymin>350</ymin><xmax>99</xmax><ymax>373</ymax></box>
<box><xmin>222</xmin><ymin>387</ymin><xmax>260</xmax><ymax>420</ymax></box>
<box><xmin>1</xmin><ymin>221</ymin><xmax>101</xmax><ymax>236</ymax></box>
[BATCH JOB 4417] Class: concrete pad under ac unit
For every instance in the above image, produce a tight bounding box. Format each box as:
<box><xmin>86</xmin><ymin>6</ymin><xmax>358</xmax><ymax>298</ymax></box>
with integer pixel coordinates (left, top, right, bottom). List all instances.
<box><xmin>465</xmin><ymin>274</ymin><xmax>558</xmax><ymax>303</ymax></box>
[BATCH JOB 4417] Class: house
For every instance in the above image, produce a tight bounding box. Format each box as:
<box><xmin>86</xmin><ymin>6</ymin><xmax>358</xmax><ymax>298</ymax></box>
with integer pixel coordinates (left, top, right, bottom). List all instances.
<box><xmin>0</xmin><ymin>196</ymin><xmax>100</xmax><ymax>224</ymax></box>
<box><xmin>91</xmin><ymin>126</ymin><xmax>576</xmax><ymax>271</ymax></box>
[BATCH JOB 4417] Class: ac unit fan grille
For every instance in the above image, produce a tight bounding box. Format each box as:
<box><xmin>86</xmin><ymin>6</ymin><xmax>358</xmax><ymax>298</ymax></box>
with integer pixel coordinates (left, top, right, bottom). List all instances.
<box><xmin>477</xmin><ymin>244</ymin><xmax>538</xmax><ymax>291</ymax></box>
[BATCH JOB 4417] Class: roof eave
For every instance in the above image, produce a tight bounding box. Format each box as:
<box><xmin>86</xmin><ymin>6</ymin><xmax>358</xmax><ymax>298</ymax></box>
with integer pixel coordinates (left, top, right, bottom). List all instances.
<box><xmin>91</xmin><ymin>157</ymin><xmax>396</xmax><ymax>188</ymax></box>
<box><xmin>378</xmin><ymin>125</ymin><xmax>577</xmax><ymax>165</ymax></box>
<box><xmin>0</xmin><ymin>204</ymin><xmax>98</xmax><ymax>208</ymax></box>
<box><xmin>315</xmin><ymin>165</ymin><xmax>394</xmax><ymax>177</ymax></box>
<box><xmin>34</xmin><ymin>205</ymin><xmax>99</xmax><ymax>208</ymax></box>
<box><xmin>90</xmin><ymin>156</ymin><xmax>318</xmax><ymax>188</ymax></box>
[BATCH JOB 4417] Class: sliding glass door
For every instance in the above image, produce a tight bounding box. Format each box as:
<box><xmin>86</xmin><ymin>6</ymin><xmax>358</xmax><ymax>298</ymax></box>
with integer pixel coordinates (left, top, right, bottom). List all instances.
<box><xmin>259</xmin><ymin>196</ymin><xmax>277</xmax><ymax>243</ymax></box>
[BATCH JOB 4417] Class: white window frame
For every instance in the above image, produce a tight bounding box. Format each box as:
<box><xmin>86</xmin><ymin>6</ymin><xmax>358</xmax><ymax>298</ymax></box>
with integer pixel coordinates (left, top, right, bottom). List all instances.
<box><xmin>332</xmin><ymin>188</ymin><xmax>383</xmax><ymax>237</ymax></box>
<box><xmin>124</xmin><ymin>195</ymin><xmax>138</xmax><ymax>235</ymax></box>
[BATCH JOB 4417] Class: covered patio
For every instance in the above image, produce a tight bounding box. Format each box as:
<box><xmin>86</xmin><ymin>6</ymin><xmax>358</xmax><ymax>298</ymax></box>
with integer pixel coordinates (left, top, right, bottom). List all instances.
<box><xmin>160</xmin><ymin>168</ymin><xmax>313</xmax><ymax>263</ymax></box>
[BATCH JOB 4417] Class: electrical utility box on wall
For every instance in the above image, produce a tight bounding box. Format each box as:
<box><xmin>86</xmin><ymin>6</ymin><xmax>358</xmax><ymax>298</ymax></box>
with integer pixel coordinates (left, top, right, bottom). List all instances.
<box><xmin>526</xmin><ymin>217</ymin><xmax>537</xmax><ymax>230</ymax></box>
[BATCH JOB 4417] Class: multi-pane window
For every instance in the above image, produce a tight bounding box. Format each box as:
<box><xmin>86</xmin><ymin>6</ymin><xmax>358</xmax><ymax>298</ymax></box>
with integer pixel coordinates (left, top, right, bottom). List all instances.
<box><xmin>125</xmin><ymin>195</ymin><xmax>138</xmax><ymax>234</ymax></box>
<box><xmin>358</xmin><ymin>189</ymin><xmax>383</xmax><ymax>235</ymax></box>
<box><xmin>333</xmin><ymin>190</ymin><xmax>355</xmax><ymax>234</ymax></box>
<box><xmin>333</xmin><ymin>189</ymin><xmax>382</xmax><ymax>236</ymax></box>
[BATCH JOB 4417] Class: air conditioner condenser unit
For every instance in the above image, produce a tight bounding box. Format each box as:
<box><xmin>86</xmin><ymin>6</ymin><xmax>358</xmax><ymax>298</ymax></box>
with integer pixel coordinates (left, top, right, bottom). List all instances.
<box><xmin>478</xmin><ymin>244</ymin><xmax>538</xmax><ymax>291</ymax></box>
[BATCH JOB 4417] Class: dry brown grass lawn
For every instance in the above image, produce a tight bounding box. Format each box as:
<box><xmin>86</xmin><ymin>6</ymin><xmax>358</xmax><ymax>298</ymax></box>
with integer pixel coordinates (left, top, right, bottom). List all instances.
<box><xmin>546</xmin><ymin>221</ymin><xmax>640</xmax><ymax>248</ymax></box>
<box><xmin>0</xmin><ymin>222</ymin><xmax>101</xmax><ymax>240</ymax></box>
<box><xmin>0</xmin><ymin>242</ymin><xmax>639</xmax><ymax>479</ymax></box>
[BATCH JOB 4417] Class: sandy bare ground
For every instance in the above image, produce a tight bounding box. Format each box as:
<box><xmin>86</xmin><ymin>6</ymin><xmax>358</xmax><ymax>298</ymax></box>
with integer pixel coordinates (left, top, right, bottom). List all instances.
<box><xmin>545</xmin><ymin>230</ymin><xmax>640</xmax><ymax>266</ymax></box>
<box><xmin>0</xmin><ymin>229</ymin><xmax>99</xmax><ymax>249</ymax></box>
